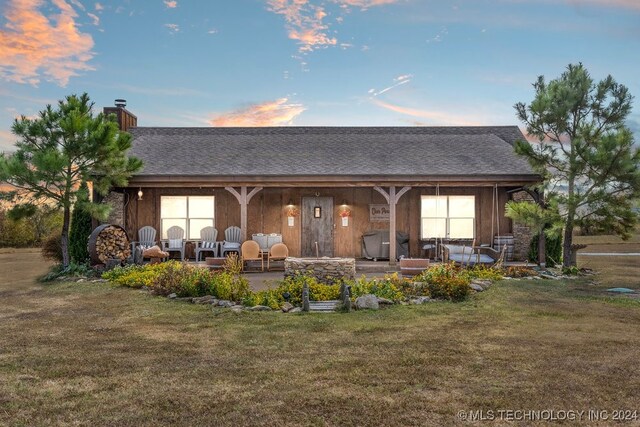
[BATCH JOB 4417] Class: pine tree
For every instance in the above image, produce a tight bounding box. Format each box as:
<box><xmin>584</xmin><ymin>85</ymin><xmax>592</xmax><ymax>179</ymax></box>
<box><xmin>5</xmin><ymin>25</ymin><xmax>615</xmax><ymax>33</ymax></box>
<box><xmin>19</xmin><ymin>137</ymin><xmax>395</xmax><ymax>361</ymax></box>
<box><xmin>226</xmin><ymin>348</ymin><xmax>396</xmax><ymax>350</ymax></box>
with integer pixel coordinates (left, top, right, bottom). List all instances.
<box><xmin>0</xmin><ymin>93</ymin><xmax>142</xmax><ymax>267</ymax></box>
<box><xmin>508</xmin><ymin>64</ymin><xmax>640</xmax><ymax>267</ymax></box>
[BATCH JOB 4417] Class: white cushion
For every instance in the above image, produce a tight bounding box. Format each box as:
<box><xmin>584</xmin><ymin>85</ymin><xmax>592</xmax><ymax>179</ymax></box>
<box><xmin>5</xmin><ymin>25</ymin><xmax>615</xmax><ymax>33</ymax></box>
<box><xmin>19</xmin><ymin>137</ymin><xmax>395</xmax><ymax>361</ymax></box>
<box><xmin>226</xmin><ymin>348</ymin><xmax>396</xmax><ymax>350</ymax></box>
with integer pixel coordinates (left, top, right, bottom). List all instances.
<box><xmin>202</xmin><ymin>241</ymin><xmax>215</xmax><ymax>249</ymax></box>
<box><xmin>169</xmin><ymin>238</ymin><xmax>182</xmax><ymax>248</ymax></box>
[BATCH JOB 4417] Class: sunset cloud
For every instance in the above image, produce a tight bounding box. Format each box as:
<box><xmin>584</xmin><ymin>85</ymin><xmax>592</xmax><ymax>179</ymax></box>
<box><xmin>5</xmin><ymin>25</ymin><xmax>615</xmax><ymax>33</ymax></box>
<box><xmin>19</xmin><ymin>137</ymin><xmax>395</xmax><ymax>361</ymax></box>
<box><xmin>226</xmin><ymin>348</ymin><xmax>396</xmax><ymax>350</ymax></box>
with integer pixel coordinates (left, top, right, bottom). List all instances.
<box><xmin>0</xmin><ymin>0</ymin><xmax>95</xmax><ymax>86</ymax></box>
<box><xmin>267</xmin><ymin>0</ymin><xmax>336</xmax><ymax>52</ymax></box>
<box><xmin>94</xmin><ymin>2</ymin><xmax>103</xmax><ymax>11</ymax></box>
<box><xmin>210</xmin><ymin>98</ymin><xmax>306</xmax><ymax>126</ymax></box>
<box><xmin>371</xmin><ymin>98</ymin><xmax>481</xmax><ymax>126</ymax></box>
<box><xmin>164</xmin><ymin>0</ymin><xmax>177</xmax><ymax>8</ymax></box>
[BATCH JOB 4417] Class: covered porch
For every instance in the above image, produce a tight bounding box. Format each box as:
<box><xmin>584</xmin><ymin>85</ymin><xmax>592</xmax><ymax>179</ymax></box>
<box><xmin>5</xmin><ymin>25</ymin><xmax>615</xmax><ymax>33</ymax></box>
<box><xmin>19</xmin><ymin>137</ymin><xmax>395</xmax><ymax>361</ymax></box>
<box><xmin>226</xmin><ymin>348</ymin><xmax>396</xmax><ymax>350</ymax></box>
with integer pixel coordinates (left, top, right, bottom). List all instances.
<box><xmin>118</xmin><ymin>179</ymin><xmax>533</xmax><ymax>264</ymax></box>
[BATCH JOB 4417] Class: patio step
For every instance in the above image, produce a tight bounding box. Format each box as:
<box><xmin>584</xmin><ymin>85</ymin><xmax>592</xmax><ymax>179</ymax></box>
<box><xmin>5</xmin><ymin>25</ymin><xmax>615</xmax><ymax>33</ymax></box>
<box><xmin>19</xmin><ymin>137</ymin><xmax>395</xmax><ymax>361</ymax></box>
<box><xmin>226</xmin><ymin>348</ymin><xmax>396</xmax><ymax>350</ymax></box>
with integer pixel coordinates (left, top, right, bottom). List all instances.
<box><xmin>308</xmin><ymin>300</ymin><xmax>341</xmax><ymax>312</ymax></box>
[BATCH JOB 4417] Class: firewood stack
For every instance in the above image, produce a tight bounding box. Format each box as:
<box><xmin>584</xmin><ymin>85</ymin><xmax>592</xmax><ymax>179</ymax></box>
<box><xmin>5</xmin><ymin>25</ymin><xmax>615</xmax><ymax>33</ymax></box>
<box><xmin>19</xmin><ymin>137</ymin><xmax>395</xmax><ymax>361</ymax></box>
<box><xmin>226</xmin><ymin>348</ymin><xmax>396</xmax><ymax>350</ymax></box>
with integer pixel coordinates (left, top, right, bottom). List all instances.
<box><xmin>88</xmin><ymin>224</ymin><xmax>131</xmax><ymax>265</ymax></box>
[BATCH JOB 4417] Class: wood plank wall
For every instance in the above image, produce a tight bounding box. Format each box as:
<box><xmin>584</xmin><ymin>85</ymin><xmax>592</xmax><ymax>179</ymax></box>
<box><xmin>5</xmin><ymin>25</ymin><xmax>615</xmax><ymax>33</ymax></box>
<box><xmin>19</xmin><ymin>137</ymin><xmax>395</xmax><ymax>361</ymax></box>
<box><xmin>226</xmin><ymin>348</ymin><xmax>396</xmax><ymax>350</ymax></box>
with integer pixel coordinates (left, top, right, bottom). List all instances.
<box><xmin>124</xmin><ymin>186</ymin><xmax>512</xmax><ymax>258</ymax></box>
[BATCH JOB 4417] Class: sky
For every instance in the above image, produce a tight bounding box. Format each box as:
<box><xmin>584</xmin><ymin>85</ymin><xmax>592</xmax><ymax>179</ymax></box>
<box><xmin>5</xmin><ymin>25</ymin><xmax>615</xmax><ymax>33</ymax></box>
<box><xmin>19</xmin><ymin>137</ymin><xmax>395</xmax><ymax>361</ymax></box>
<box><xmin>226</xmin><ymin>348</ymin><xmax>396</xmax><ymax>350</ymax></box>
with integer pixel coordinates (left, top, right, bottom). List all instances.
<box><xmin>0</xmin><ymin>0</ymin><xmax>639</xmax><ymax>152</ymax></box>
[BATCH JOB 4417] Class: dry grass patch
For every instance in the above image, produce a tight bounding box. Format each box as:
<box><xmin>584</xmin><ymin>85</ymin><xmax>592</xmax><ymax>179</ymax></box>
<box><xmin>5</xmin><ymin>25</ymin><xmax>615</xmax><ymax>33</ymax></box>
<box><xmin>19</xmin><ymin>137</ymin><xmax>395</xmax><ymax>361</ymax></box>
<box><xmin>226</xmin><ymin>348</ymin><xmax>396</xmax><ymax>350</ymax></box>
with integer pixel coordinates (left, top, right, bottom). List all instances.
<box><xmin>1</xmin><ymin>250</ymin><xmax>639</xmax><ymax>426</ymax></box>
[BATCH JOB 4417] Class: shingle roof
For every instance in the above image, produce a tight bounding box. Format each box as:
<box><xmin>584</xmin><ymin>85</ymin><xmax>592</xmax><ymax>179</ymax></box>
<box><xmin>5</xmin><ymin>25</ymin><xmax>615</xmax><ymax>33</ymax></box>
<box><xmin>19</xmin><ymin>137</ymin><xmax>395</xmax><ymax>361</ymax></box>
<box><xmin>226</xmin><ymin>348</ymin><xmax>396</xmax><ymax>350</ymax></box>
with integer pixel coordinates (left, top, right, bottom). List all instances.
<box><xmin>128</xmin><ymin>126</ymin><xmax>537</xmax><ymax>179</ymax></box>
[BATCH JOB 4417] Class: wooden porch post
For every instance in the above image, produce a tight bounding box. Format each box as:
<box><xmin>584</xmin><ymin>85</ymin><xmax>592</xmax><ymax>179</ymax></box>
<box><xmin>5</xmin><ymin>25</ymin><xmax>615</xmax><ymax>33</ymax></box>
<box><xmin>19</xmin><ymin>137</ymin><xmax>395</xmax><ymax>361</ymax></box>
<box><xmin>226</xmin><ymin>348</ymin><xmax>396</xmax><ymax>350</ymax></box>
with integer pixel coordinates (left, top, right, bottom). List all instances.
<box><xmin>225</xmin><ymin>186</ymin><xmax>263</xmax><ymax>241</ymax></box>
<box><xmin>374</xmin><ymin>186</ymin><xmax>411</xmax><ymax>266</ymax></box>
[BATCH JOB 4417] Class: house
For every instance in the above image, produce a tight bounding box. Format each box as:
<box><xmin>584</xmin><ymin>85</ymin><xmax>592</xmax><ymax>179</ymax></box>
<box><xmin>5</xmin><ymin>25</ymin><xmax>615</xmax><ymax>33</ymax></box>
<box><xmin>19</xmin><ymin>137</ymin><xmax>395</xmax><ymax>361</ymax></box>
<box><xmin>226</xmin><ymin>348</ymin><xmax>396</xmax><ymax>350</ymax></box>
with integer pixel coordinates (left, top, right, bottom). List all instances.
<box><xmin>101</xmin><ymin>102</ymin><xmax>543</xmax><ymax>264</ymax></box>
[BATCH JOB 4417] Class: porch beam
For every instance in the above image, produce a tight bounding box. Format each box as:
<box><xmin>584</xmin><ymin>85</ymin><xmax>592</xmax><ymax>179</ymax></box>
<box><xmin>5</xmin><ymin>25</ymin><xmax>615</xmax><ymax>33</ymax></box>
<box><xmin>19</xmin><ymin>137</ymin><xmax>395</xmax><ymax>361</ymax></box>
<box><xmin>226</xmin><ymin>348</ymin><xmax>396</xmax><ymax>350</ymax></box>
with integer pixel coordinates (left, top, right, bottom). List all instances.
<box><xmin>225</xmin><ymin>186</ymin><xmax>263</xmax><ymax>242</ymax></box>
<box><xmin>376</xmin><ymin>186</ymin><xmax>412</xmax><ymax>266</ymax></box>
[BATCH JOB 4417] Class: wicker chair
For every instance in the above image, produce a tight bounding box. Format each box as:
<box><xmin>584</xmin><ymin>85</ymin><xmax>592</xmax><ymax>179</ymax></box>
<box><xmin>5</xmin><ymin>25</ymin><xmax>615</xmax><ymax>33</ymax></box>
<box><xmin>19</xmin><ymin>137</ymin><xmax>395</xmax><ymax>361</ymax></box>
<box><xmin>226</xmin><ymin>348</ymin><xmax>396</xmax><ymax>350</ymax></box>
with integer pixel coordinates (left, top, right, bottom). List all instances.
<box><xmin>240</xmin><ymin>240</ymin><xmax>263</xmax><ymax>272</ymax></box>
<box><xmin>267</xmin><ymin>242</ymin><xmax>288</xmax><ymax>271</ymax></box>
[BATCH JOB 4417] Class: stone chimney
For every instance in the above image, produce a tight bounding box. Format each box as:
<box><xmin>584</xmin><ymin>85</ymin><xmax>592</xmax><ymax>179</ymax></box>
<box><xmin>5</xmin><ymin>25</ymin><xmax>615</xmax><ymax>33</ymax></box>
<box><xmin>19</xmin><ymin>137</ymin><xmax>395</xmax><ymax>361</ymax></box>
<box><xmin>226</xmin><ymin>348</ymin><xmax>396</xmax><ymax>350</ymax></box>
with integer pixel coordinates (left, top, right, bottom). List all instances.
<box><xmin>103</xmin><ymin>99</ymin><xmax>137</xmax><ymax>131</ymax></box>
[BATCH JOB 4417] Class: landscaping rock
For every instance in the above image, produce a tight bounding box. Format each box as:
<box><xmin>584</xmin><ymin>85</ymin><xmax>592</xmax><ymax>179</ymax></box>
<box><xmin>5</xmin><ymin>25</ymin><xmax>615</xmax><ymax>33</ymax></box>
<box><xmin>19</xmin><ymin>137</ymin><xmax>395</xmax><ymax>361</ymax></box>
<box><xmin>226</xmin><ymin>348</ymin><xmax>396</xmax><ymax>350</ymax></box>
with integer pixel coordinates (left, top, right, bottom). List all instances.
<box><xmin>409</xmin><ymin>296</ymin><xmax>430</xmax><ymax>305</ymax></box>
<box><xmin>168</xmin><ymin>293</ymin><xmax>177</xmax><ymax>299</ymax></box>
<box><xmin>281</xmin><ymin>302</ymin><xmax>294</xmax><ymax>312</ymax></box>
<box><xmin>376</xmin><ymin>297</ymin><xmax>394</xmax><ymax>305</ymax></box>
<box><xmin>230</xmin><ymin>305</ymin><xmax>244</xmax><ymax>313</ymax></box>
<box><xmin>217</xmin><ymin>300</ymin><xmax>234</xmax><ymax>307</ymax></box>
<box><xmin>289</xmin><ymin>307</ymin><xmax>302</xmax><ymax>313</ymax></box>
<box><xmin>192</xmin><ymin>295</ymin><xmax>217</xmax><ymax>304</ymax></box>
<box><xmin>471</xmin><ymin>279</ymin><xmax>492</xmax><ymax>289</ymax></box>
<box><xmin>249</xmin><ymin>305</ymin><xmax>272</xmax><ymax>311</ymax></box>
<box><xmin>470</xmin><ymin>283</ymin><xmax>484</xmax><ymax>292</ymax></box>
<box><xmin>355</xmin><ymin>294</ymin><xmax>379</xmax><ymax>310</ymax></box>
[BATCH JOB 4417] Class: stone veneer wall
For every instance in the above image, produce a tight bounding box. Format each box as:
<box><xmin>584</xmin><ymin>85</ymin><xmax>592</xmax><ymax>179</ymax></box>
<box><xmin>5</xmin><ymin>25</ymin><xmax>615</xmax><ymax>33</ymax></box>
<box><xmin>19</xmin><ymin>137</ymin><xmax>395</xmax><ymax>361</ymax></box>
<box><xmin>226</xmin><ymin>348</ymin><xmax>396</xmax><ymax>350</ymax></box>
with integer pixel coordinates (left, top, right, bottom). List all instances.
<box><xmin>284</xmin><ymin>257</ymin><xmax>356</xmax><ymax>283</ymax></box>
<box><xmin>511</xmin><ymin>190</ymin><xmax>535</xmax><ymax>261</ymax></box>
<box><xmin>103</xmin><ymin>191</ymin><xmax>125</xmax><ymax>227</ymax></box>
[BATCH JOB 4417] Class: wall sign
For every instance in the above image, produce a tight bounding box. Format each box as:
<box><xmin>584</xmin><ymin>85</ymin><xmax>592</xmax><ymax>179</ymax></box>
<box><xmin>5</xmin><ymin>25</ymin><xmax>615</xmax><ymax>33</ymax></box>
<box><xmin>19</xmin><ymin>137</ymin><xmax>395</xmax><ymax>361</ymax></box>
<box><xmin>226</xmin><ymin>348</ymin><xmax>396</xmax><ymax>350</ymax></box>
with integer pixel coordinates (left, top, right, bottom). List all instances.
<box><xmin>369</xmin><ymin>204</ymin><xmax>390</xmax><ymax>222</ymax></box>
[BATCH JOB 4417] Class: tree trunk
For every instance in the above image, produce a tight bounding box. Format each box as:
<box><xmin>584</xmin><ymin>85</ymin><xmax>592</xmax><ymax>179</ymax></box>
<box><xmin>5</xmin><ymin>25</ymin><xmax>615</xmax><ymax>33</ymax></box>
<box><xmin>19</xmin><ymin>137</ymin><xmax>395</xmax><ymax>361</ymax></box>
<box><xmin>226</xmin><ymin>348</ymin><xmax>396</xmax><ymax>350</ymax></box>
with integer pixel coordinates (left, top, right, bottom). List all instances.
<box><xmin>61</xmin><ymin>205</ymin><xmax>71</xmax><ymax>268</ymax></box>
<box><xmin>562</xmin><ymin>217</ymin><xmax>574</xmax><ymax>268</ymax></box>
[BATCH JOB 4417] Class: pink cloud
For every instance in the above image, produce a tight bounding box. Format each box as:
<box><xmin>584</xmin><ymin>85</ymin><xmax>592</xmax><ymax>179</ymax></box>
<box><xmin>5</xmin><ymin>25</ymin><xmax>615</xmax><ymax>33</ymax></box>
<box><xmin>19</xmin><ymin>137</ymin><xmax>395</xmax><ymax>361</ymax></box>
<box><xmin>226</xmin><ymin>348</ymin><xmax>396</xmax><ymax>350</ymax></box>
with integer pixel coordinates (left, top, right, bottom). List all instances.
<box><xmin>210</xmin><ymin>98</ymin><xmax>306</xmax><ymax>126</ymax></box>
<box><xmin>267</xmin><ymin>0</ymin><xmax>336</xmax><ymax>52</ymax></box>
<box><xmin>371</xmin><ymin>98</ymin><xmax>481</xmax><ymax>126</ymax></box>
<box><xmin>164</xmin><ymin>0</ymin><xmax>177</xmax><ymax>8</ymax></box>
<box><xmin>0</xmin><ymin>0</ymin><xmax>94</xmax><ymax>86</ymax></box>
<box><xmin>94</xmin><ymin>2</ymin><xmax>103</xmax><ymax>11</ymax></box>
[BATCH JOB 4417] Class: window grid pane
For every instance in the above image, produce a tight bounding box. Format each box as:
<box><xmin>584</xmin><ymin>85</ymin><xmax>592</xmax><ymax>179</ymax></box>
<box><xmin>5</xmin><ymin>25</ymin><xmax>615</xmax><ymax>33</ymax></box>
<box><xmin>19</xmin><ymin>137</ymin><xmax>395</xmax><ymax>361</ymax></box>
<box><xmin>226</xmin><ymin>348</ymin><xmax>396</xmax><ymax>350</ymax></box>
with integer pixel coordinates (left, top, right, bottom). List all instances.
<box><xmin>421</xmin><ymin>195</ymin><xmax>475</xmax><ymax>239</ymax></box>
<box><xmin>161</xmin><ymin>196</ymin><xmax>215</xmax><ymax>240</ymax></box>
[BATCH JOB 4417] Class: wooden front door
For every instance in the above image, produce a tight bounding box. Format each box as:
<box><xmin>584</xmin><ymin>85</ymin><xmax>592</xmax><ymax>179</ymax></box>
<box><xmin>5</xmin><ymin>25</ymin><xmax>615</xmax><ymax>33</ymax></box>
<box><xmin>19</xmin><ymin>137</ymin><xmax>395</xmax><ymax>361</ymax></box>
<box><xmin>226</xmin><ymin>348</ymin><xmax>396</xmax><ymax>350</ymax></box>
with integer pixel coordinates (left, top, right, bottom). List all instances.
<box><xmin>301</xmin><ymin>197</ymin><xmax>334</xmax><ymax>257</ymax></box>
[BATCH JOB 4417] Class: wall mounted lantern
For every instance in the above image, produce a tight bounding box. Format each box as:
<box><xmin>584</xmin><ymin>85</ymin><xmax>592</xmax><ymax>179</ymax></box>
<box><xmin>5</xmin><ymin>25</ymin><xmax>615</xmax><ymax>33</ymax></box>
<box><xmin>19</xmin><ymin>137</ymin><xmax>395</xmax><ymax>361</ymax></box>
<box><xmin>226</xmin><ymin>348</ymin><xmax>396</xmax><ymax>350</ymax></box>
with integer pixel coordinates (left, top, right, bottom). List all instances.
<box><xmin>137</xmin><ymin>187</ymin><xmax>143</xmax><ymax>200</ymax></box>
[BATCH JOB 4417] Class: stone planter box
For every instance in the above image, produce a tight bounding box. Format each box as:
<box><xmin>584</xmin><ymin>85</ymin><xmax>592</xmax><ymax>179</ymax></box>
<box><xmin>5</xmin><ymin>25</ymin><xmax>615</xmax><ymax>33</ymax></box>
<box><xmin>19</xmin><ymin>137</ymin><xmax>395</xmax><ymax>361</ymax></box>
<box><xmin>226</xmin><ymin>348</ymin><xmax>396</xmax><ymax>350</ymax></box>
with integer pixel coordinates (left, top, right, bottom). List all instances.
<box><xmin>399</xmin><ymin>258</ymin><xmax>430</xmax><ymax>276</ymax></box>
<box><xmin>284</xmin><ymin>257</ymin><xmax>356</xmax><ymax>283</ymax></box>
<box><xmin>205</xmin><ymin>257</ymin><xmax>226</xmax><ymax>270</ymax></box>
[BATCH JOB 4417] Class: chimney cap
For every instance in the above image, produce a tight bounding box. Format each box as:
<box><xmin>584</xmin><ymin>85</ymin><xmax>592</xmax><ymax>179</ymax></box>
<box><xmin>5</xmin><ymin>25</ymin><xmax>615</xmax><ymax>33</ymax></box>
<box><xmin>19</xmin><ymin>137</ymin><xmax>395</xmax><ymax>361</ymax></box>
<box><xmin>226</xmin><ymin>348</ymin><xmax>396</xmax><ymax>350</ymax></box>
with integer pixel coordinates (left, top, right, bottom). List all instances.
<box><xmin>114</xmin><ymin>99</ymin><xmax>127</xmax><ymax>108</ymax></box>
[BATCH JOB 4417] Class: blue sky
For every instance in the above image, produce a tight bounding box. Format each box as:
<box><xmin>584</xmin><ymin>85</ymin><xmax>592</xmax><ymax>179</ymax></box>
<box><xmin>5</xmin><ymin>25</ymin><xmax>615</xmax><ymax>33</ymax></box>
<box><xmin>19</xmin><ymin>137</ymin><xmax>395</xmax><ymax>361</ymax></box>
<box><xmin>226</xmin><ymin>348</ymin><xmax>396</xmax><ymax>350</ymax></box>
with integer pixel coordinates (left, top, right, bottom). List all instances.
<box><xmin>1</xmin><ymin>0</ymin><xmax>639</xmax><ymax>151</ymax></box>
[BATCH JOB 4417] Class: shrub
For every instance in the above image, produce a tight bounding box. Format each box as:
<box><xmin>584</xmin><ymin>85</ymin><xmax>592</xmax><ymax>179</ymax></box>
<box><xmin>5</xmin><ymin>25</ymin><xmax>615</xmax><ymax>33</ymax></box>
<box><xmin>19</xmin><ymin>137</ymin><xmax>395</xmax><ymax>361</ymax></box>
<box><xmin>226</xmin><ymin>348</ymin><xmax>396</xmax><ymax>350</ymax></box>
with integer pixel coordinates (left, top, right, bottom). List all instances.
<box><xmin>41</xmin><ymin>233</ymin><xmax>63</xmax><ymax>262</ymax></box>
<box><xmin>465</xmin><ymin>265</ymin><xmax>504</xmax><ymax>281</ymax></box>
<box><xmin>529</xmin><ymin>233</ymin><xmax>562</xmax><ymax>268</ymax></box>
<box><xmin>502</xmin><ymin>266</ymin><xmax>538</xmax><ymax>278</ymax></box>
<box><xmin>40</xmin><ymin>261</ymin><xmax>96</xmax><ymax>282</ymax></box>
<box><xmin>415</xmin><ymin>263</ymin><xmax>471</xmax><ymax>302</ymax></box>
<box><xmin>102</xmin><ymin>261</ymin><xmax>251</xmax><ymax>300</ymax></box>
<box><xmin>69</xmin><ymin>186</ymin><xmax>93</xmax><ymax>263</ymax></box>
<box><xmin>346</xmin><ymin>274</ymin><xmax>405</xmax><ymax>301</ymax></box>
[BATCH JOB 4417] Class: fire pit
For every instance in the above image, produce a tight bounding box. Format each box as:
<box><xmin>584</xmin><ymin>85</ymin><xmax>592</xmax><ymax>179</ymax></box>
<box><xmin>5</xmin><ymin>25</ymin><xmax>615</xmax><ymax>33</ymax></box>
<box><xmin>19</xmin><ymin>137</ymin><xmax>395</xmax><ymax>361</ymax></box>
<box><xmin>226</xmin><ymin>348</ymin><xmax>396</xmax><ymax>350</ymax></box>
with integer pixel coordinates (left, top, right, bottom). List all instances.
<box><xmin>284</xmin><ymin>257</ymin><xmax>356</xmax><ymax>283</ymax></box>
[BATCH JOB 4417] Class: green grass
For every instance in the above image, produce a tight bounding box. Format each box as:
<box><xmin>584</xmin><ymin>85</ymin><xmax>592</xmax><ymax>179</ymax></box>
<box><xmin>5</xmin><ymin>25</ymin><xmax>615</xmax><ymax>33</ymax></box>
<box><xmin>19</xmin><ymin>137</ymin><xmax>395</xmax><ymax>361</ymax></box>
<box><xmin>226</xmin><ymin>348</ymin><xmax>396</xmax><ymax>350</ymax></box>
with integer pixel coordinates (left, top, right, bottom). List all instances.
<box><xmin>1</xmin><ymin>248</ymin><xmax>639</xmax><ymax>426</ymax></box>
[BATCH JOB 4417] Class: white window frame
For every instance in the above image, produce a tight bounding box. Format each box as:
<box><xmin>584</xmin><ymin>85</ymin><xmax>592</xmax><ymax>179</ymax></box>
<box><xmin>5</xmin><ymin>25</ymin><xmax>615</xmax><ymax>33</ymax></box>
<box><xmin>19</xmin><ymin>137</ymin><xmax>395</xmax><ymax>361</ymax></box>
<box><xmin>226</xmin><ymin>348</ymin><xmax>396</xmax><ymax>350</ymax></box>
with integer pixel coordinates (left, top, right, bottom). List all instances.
<box><xmin>160</xmin><ymin>195</ymin><xmax>215</xmax><ymax>240</ymax></box>
<box><xmin>420</xmin><ymin>195</ymin><xmax>475</xmax><ymax>239</ymax></box>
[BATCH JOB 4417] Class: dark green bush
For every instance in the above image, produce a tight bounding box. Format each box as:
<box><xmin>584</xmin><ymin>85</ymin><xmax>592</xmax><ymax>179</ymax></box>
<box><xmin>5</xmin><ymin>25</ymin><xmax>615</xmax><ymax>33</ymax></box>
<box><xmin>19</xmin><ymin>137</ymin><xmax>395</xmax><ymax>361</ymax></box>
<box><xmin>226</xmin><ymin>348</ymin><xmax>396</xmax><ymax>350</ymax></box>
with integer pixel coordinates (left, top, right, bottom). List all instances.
<box><xmin>41</xmin><ymin>233</ymin><xmax>63</xmax><ymax>262</ymax></box>
<box><xmin>529</xmin><ymin>233</ymin><xmax>562</xmax><ymax>268</ymax></box>
<box><xmin>69</xmin><ymin>188</ymin><xmax>93</xmax><ymax>263</ymax></box>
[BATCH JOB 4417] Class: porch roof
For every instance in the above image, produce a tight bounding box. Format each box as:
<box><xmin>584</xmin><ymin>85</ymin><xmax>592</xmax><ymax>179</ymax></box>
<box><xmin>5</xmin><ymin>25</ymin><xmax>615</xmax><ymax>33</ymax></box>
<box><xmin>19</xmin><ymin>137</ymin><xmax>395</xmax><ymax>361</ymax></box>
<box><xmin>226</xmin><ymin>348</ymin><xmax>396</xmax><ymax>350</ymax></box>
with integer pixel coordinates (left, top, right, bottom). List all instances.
<box><xmin>127</xmin><ymin>126</ymin><xmax>540</xmax><ymax>184</ymax></box>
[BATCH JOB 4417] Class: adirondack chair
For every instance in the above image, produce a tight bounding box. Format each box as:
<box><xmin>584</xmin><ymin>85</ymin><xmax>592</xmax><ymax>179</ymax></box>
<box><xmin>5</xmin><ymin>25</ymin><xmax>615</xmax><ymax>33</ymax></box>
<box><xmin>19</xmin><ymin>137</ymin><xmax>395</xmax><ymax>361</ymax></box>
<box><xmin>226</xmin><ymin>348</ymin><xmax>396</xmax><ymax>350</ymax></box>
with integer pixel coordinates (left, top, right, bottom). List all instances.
<box><xmin>194</xmin><ymin>226</ymin><xmax>219</xmax><ymax>261</ymax></box>
<box><xmin>221</xmin><ymin>226</ymin><xmax>242</xmax><ymax>257</ymax></box>
<box><xmin>131</xmin><ymin>226</ymin><xmax>158</xmax><ymax>262</ymax></box>
<box><xmin>240</xmin><ymin>240</ymin><xmax>263</xmax><ymax>272</ymax></box>
<box><xmin>267</xmin><ymin>242</ymin><xmax>288</xmax><ymax>271</ymax></box>
<box><xmin>161</xmin><ymin>226</ymin><xmax>186</xmax><ymax>261</ymax></box>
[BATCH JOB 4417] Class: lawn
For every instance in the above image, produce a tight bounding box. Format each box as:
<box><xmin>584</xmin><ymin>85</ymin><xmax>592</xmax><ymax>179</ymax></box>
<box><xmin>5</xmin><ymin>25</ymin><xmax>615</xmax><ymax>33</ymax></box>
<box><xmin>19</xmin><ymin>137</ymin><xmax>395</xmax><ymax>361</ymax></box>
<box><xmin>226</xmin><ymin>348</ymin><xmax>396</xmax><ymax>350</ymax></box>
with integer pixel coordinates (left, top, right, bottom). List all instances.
<box><xmin>1</xmin><ymin>249</ymin><xmax>639</xmax><ymax>426</ymax></box>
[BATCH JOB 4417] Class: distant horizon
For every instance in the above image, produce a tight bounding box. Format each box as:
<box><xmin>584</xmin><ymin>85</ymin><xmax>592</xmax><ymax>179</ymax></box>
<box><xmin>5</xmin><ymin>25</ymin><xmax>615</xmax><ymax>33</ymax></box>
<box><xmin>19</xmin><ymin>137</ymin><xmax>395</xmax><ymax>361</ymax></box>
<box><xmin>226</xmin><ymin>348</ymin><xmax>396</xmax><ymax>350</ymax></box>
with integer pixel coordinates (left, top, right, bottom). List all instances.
<box><xmin>1</xmin><ymin>0</ymin><xmax>639</xmax><ymax>152</ymax></box>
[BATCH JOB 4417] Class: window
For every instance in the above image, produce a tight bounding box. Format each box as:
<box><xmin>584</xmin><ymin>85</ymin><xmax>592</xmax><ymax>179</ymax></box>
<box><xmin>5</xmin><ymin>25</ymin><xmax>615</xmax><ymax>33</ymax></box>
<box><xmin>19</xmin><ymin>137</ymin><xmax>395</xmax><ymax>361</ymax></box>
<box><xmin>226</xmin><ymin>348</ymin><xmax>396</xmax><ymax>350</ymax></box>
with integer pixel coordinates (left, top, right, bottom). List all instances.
<box><xmin>421</xmin><ymin>195</ymin><xmax>475</xmax><ymax>239</ymax></box>
<box><xmin>160</xmin><ymin>196</ymin><xmax>215</xmax><ymax>239</ymax></box>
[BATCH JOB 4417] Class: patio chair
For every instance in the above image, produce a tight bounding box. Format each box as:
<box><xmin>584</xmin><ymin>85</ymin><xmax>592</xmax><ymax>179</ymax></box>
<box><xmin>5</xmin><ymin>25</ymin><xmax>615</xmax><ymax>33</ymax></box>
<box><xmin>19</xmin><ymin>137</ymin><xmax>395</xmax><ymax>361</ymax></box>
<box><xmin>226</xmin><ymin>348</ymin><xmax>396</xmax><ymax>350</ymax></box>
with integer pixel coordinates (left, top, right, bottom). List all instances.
<box><xmin>161</xmin><ymin>226</ymin><xmax>186</xmax><ymax>261</ymax></box>
<box><xmin>131</xmin><ymin>226</ymin><xmax>158</xmax><ymax>263</ymax></box>
<box><xmin>221</xmin><ymin>226</ymin><xmax>242</xmax><ymax>257</ymax></box>
<box><xmin>240</xmin><ymin>240</ymin><xmax>263</xmax><ymax>272</ymax></box>
<box><xmin>194</xmin><ymin>226</ymin><xmax>219</xmax><ymax>262</ymax></box>
<box><xmin>267</xmin><ymin>242</ymin><xmax>288</xmax><ymax>271</ymax></box>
